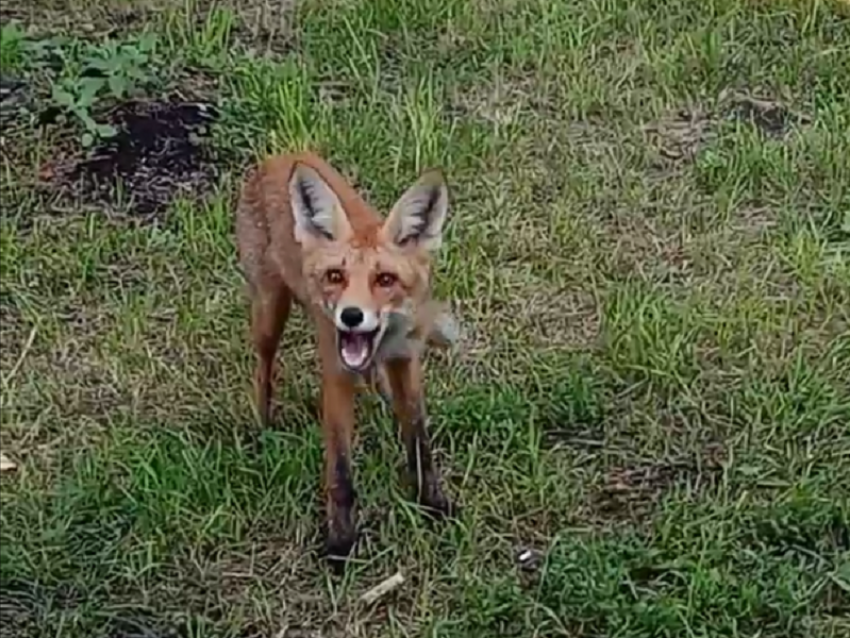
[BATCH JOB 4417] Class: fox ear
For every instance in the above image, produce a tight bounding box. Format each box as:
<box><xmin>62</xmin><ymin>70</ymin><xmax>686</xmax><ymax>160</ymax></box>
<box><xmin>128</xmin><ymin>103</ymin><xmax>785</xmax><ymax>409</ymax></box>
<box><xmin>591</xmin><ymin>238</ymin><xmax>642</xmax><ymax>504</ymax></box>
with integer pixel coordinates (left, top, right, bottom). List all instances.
<box><xmin>382</xmin><ymin>169</ymin><xmax>449</xmax><ymax>252</ymax></box>
<box><xmin>289</xmin><ymin>163</ymin><xmax>352</xmax><ymax>245</ymax></box>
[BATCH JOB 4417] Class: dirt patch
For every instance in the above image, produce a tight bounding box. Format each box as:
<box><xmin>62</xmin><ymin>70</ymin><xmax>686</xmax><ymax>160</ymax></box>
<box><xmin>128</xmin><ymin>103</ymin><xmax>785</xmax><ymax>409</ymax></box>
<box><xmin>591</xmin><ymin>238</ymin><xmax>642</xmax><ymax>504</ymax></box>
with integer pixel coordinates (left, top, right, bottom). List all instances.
<box><xmin>229</xmin><ymin>0</ymin><xmax>299</xmax><ymax>54</ymax></box>
<box><xmin>592</xmin><ymin>445</ymin><xmax>725</xmax><ymax>521</ymax></box>
<box><xmin>50</xmin><ymin>98</ymin><xmax>222</xmax><ymax>217</ymax></box>
<box><xmin>644</xmin><ymin>92</ymin><xmax>810</xmax><ymax>168</ymax></box>
<box><xmin>725</xmin><ymin>93</ymin><xmax>808</xmax><ymax>137</ymax></box>
<box><xmin>643</xmin><ymin>107</ymin><xmax>716</xmax><ymax>164</ymax></box>
<box><xmin>2</xmin><ymin>0</ymin><xmax>300</xmax><ymax>60</ymax></box>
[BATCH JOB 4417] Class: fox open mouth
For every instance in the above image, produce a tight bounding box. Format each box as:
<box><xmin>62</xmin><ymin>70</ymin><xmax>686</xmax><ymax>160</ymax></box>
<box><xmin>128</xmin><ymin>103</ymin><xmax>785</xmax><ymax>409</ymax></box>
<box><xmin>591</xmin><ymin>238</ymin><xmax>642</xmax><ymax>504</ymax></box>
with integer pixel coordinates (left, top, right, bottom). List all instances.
<box><xmin>336</xmin><ymin>329</ymin><xmax>380</xmax><ymax>371</ymax></box>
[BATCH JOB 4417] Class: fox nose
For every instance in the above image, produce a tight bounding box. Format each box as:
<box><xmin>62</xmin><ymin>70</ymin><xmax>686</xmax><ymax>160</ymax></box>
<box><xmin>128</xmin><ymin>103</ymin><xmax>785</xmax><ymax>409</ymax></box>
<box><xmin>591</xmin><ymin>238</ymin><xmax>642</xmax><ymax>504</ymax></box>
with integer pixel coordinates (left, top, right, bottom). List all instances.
<box><xmin>339</xmin><ymin>306</ymin><xmax>364</xmax><ymax>328</ymax></box>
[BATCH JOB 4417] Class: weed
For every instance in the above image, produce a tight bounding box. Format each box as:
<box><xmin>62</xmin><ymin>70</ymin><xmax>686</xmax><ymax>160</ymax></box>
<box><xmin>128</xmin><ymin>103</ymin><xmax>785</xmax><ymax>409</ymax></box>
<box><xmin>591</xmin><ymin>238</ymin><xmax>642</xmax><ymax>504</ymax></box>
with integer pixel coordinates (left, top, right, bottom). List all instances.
<box><xmin>4</xmin><ymin>30</ymin><xmax>159</xmax><ymax>148</ymax></box>
<box><xmin>49</xmin><ymin>34</ymin><xmax>158</xmax><ymax>147</ymax></box>
<box><xmin>0</xmin><ymin>21</ymin><xmax>27</xmax><ymax>71</ymax></box>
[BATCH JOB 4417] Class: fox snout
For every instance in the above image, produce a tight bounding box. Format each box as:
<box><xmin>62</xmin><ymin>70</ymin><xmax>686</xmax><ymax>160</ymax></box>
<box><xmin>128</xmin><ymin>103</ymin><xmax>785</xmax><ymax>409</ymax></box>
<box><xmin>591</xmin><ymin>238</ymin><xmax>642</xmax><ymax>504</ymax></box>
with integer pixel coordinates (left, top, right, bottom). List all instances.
<box><xmin>334</xmin><ymin>305</ymin><xmax>382</xmax><ymax>333</ymax></box>
<box><xmin>332</xmin><ymin>301</ymin><xmax>388</xmax><ymax>372</ymax></box>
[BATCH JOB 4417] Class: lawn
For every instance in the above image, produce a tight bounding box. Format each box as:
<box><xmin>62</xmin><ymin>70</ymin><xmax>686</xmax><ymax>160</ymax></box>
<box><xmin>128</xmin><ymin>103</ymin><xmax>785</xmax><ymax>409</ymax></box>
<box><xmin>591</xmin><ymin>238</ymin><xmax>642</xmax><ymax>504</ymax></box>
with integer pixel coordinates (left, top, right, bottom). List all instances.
<box><xmin>1</xmin><ymin>0</ymin><xmax>849</xmax><ymax>636</ymax></box>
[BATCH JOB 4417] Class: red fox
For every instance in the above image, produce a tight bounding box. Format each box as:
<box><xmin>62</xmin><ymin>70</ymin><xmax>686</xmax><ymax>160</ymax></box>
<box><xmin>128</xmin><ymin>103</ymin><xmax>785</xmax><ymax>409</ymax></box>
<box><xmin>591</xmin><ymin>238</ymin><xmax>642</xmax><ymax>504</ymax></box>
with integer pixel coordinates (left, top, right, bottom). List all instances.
<box><xmin>235</xmin><ymin>152</ymin><xmax>458</xmax><ymax>564</ymax></box>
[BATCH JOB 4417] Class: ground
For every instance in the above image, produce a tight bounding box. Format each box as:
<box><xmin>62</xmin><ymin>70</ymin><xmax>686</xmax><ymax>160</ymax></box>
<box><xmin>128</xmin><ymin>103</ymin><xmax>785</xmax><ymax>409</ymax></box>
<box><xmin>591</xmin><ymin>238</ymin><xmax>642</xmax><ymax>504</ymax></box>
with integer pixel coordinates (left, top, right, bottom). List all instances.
<box><xmin>0</xmin><ymin>0</ymin><xmax>849</xmax><ymax>636</ymax></box>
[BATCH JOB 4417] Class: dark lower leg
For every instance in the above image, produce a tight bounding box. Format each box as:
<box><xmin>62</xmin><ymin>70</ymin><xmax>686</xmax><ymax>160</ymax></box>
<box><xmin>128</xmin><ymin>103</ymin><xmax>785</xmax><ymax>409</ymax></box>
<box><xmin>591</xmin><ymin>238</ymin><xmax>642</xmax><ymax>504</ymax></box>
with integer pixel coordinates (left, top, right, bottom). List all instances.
<box><xmin>404</xmin><ymin>403</ymin><xmax>452</xmax><ymax>515</ymax></box>
<box><xmin>385</xmin><ymin>359</ymin><xmax>453</xmax><ymax>517</ymax></box>
<box><xmin>317</xmin><ymin>325</ymin><xmax>359</xmax><ymax>565</ymax></box>
<box><xmin>324</xmin><ymin>445</ymin><xmax>356</xmax><ymax>563</ymax></box>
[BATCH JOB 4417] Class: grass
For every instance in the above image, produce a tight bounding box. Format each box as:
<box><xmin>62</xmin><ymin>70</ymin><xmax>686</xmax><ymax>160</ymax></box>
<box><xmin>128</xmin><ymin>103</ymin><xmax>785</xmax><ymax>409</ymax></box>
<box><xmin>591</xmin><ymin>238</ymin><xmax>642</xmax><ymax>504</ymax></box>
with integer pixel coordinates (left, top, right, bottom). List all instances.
<box><xmin>1</xmin><ymin>0</ymin><xmax>849</xmax><ymax>636</ymax></box>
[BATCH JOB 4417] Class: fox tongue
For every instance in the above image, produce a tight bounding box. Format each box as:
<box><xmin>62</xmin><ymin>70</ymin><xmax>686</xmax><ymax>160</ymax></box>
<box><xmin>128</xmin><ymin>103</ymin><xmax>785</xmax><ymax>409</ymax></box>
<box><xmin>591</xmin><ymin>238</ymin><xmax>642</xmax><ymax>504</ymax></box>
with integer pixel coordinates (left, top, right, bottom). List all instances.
<box><xmin>341</xmin><ymin>333</ymin><xmax>370</xmax><ymax>368</ymax></box>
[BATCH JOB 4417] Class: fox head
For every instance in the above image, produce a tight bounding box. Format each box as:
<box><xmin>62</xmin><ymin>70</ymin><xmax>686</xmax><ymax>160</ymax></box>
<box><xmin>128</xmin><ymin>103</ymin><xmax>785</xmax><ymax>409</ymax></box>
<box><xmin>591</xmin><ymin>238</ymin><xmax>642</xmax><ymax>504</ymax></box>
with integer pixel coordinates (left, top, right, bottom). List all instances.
<box><xmin>289</xmin><ymin>163</ymin><xmax>449</xmax><ymax>372</ymax></box>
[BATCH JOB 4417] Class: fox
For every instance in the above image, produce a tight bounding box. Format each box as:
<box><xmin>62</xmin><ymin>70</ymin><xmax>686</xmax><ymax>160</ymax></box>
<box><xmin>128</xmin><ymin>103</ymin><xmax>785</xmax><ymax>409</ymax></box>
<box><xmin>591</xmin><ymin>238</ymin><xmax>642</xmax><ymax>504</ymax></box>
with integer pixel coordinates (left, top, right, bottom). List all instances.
<box><xmin>235</xmin><ymin>151</ymin><xmax>458</xmax><ymax>564</ymax></box>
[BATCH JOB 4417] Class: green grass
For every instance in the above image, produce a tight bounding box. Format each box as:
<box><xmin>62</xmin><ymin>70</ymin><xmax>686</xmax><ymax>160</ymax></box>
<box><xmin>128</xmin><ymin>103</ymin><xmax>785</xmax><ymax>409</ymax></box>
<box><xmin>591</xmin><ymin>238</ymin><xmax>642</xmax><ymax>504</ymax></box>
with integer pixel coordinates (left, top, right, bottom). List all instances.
<box><xmin>1</xmin><ymin>0</ymin><xmax>849</xmax><ymax>636</ymax></box>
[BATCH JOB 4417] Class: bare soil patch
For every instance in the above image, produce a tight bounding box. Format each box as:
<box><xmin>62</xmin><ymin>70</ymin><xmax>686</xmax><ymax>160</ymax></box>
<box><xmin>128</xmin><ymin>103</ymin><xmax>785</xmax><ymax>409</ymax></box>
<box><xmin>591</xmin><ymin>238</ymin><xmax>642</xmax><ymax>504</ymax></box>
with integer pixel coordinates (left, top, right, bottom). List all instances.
<box><xmin>592</xmin><ymin>445</ymin><xmax>726</xmax><ymax>522</ymax></box>
<box><xmin>726</xmin><ymin>93</ymin><xmax>807</xmax><ymax>137</ymax></box>
<box><xmin>49</xmin><ymin>98</ymin><xmax>222</xmax><ymax>218</ymax></box>
<box><xmin>645</xmin><ymin>91</ymin><xmax>809</xmax><ymax>168</ymax></box>
<box><xmin>643</xmin><ymin>108</ymin><xmax>716</xmax><ymax>164</ymax></box>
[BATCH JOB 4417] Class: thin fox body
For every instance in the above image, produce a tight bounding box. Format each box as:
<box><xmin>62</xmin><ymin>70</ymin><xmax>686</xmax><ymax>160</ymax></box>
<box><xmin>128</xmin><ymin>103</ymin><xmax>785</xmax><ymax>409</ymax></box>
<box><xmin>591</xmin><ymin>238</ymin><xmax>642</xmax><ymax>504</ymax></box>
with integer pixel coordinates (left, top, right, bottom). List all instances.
<box><xmin>235</xmin><ymin>151</ymin><xmax>456</xmax><ymax>564</ymax></box>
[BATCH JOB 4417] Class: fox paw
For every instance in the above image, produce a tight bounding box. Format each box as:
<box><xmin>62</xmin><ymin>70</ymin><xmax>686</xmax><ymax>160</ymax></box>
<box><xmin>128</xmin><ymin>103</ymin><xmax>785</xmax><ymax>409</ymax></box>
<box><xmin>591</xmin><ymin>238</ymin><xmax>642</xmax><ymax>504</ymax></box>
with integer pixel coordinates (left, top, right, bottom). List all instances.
<box><xmin>418</xmin><ymin>482</ymin><xmax>459</xmax><ymax>521</ymax></box>
<box><xmin>323</xmin><ymin>522</ymin><xmax>357</xmax><ymax>573</ymax></box>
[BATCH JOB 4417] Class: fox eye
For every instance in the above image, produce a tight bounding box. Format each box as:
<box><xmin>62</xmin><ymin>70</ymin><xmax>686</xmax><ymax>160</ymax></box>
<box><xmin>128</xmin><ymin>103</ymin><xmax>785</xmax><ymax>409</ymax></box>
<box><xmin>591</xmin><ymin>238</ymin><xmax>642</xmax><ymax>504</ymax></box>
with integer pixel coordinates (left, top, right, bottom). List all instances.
<box><xmin>376</xmin><ymin>272</ymin><xmax>397</xmax><ymax>288</ymax></box>
<box><xmin>326</xmin><ymin>269</ymin><xmax>345</xmax><ymax>284</ymax></box>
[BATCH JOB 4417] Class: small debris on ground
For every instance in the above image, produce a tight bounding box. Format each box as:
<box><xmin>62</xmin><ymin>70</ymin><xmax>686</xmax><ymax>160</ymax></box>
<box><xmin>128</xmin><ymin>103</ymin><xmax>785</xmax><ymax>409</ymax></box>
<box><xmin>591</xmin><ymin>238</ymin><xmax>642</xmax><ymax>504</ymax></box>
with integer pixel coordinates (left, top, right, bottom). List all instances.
<box><xmin>360</xmin><ymin>572</ymin><xmax>405</xmax><ymax>605</ymax></box>
<box><xmin>0</xmin><ymin>452</ymin><xmax>17</xmax><ymax>473</ymax></box>
<box><xmin>516</xmin><ymin>547</ymin><xmax>543</xmax><ymax>572</ymax></box>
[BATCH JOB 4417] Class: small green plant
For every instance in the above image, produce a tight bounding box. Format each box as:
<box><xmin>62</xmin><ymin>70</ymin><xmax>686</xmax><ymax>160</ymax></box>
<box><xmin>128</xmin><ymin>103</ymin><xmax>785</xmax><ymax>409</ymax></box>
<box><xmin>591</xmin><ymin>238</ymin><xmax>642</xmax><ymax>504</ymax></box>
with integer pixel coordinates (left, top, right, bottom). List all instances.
<box><xmin>82</xmin><ymin>36</ymin><xmax>157</xmax><ymax>101</ymax></box>
<box><xmin>48</xmin><ymin>34</ymin><xmax>158</xmax><ymax>147</ymax></box>
<box><xmin>0</xmin><ymin>21</ymin><xmax>27</xmax><ymax>71</ymax></box>
<box><xmin>8</xmin><ymin>30</ymin><xmax>158</xmax><ymax>147</ymax></box>
<box><xmin>50</xmin><ymin>77</ymin><xmax>119</xmax><ymax>148</ymax></box>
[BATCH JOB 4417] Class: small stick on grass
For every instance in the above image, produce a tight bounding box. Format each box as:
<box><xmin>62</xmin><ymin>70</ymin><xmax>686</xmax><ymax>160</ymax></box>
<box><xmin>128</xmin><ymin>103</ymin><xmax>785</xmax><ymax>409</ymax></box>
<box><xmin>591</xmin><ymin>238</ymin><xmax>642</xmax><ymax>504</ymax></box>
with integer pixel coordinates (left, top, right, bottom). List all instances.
<box><xmin>0</xmin><ymin>452</ymin><xmax>17</xmax><ymax>473</ymax></box>
<box><xmin>360</xmin><ymin>572</ymin><xmax>405</xmax><ymax>605</ymax></box>
<box><xmin>2</xmin><ymin>326</ymin><xmax>37</xmax><ymax>388</ymax></box>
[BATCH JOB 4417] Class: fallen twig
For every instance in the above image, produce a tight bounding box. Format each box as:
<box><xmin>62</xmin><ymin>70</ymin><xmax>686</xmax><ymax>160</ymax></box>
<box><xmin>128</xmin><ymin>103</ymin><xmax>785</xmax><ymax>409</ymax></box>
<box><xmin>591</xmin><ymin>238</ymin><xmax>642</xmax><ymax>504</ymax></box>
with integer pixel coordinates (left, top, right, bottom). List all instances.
<box><xmin>360</xmin><ymin>572</ymin><xmax>405</xmax><ymax>605</ymax></box>
<box><xmin>0</xmin><ymin>452</ymin><xmax>17</xmax><ymax>473</ymax></box>
<box><xmin>2</xmin><ymin>326</ymin><xmax>37</xmax><ymax>388</ymax></box>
